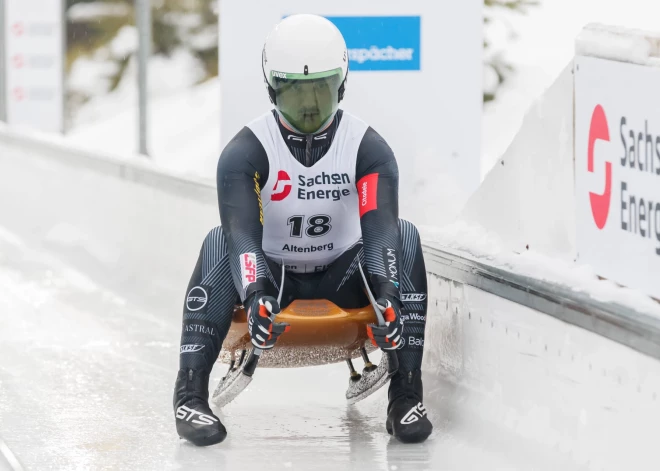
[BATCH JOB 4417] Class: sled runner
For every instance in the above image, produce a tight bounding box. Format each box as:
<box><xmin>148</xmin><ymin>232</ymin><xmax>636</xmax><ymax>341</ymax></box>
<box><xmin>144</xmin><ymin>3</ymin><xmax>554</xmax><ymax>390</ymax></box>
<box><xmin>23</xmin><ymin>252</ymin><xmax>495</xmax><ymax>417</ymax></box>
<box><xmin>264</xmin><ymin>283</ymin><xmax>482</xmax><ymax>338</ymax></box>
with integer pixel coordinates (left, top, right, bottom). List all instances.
<box><xmin>212</xmin><ymin>266</ymin><xmax>399</xmax><ymax>407</ymax></box>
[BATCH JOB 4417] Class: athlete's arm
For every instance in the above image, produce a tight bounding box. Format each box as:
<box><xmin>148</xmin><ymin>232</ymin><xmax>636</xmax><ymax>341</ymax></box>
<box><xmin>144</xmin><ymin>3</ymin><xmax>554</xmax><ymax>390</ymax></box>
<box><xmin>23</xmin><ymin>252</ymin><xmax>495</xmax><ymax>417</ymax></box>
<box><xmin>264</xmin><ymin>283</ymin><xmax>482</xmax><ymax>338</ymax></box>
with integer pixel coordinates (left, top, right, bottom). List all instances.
<box><xmin>216</xmin><ymin>127</ymin><xmax>272</xmax><ymax>302</ymax></box>
<box><xmin>355</xmin><ymin>127</ymin><xmax>403</xmax><ymax>304</ymax></box>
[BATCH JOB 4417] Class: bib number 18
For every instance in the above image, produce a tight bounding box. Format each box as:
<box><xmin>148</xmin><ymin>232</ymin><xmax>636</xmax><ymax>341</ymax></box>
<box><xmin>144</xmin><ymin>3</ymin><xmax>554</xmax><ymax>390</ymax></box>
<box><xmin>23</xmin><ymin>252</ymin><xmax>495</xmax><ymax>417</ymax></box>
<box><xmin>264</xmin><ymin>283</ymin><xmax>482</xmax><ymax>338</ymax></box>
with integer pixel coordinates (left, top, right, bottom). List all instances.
<box><xmin>287</xmin><ymin>214</ymin><xmax>332</xmax><ymax>238</ymax></box>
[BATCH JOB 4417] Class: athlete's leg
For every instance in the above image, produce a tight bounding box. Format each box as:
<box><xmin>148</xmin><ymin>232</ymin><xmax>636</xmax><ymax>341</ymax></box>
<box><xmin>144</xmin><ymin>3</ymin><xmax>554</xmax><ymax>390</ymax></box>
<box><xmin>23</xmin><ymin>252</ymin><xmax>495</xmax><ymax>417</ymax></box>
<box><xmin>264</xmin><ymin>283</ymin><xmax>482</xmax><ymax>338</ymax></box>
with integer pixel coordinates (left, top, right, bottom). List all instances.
<box><xmin>307</xmin><ymin>221</ymin><xmax>431</xmax><ymax>443</ymax></box>
<box><xmin>174</xmin><ymin>226</ymin><xmax>283</xmax><ymax>446</ymax></box>
<box><xmin>386</xmin><ymin>219</ymin><xmax>432</xmax><ymax>443</ymax></box>
<box><xmin>395</xmin><ymin>219</ymin><xmax>428</xmax><ymax>372</ymax></box>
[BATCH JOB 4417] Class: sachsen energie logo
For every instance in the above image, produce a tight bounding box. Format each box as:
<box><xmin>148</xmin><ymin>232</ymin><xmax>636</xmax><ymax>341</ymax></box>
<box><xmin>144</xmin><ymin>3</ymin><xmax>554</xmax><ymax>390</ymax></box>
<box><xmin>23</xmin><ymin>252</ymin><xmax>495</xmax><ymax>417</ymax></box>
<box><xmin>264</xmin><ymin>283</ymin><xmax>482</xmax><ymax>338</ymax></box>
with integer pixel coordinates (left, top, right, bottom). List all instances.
<box><xmin>271</xmin><ymin>170</ymin><xmax>353</xmax><ymax>202</ymax></box>
<box><xmin>325</xmin><ymin>16</ymin><xmax>421</xmax><ymax>72</ymax></box>
<box><xmin>587</xmin><ymin>105</ymin><xmax>612</xmax><ymax>229</ymax></box>
<box><xmin>584</xmin><ymin>103</ymin><xmax>660</xmax><ymax>256</ymax></box>
<box><xmin>271</xmin><ymin>170</ymin><xmax>292</xmax><ymax>201</ymax></box>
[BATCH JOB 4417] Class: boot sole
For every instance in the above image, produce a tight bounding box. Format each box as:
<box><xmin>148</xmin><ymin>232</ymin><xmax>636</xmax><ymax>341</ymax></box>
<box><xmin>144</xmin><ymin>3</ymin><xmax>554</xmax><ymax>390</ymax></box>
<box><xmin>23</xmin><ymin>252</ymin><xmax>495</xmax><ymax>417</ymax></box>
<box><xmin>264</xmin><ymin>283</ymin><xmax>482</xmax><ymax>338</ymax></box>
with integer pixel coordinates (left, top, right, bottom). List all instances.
<box><xmin>177</xmin><ymin>424</ymin><xmax>228</xmax><ymax>447</ymax></box>
<box><xmin>386</xmin><ymin>418</ymin><xmax>432</xmax><ymax>444</ymax></box>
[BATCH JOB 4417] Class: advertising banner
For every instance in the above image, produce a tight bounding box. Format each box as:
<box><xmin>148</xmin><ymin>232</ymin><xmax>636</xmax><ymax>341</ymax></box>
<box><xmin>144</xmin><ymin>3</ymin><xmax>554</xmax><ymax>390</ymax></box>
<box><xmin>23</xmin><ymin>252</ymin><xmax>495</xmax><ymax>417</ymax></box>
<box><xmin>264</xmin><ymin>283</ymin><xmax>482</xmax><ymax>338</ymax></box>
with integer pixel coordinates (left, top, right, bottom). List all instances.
<box><xmin>219</xmin><ymin>1</ymin><xmax>483</xmax><ymax>223</ymax></box>
<box><xmin>575</xmin><ymin>55</ymin><xmax>660</xmax><ymax>300</ymax></box>
<box><xmin>325</xmin><ymin>16</ymin><xmax>421</xmax><ymax>72</ymax></box>
<box><xmin>4</xmin><ymin>0</ymin><xmax>64</xmax><ymax>133</ymax></box>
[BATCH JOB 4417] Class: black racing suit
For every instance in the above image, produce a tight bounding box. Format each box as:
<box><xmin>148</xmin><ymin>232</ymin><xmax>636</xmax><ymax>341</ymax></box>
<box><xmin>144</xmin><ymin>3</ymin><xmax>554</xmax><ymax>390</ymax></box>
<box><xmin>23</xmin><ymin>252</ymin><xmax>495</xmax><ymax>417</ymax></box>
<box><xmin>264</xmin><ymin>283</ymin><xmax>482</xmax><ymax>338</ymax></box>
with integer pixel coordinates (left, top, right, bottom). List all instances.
<box><xmin>179</xmin><ymin>110</ymin><xmax>428</xmax><ymax>373</ymax></box>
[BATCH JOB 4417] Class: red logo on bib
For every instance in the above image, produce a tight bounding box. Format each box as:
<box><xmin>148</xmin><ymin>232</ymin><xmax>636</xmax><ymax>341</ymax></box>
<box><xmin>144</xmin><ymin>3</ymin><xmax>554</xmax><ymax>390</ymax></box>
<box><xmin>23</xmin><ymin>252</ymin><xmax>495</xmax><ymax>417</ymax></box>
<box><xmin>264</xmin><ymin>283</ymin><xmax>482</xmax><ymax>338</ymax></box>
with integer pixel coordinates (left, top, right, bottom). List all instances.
<box><xmin>271</xmin><ymin>170</ymin><xmax>292</xmax><ymax>201</ymax></box>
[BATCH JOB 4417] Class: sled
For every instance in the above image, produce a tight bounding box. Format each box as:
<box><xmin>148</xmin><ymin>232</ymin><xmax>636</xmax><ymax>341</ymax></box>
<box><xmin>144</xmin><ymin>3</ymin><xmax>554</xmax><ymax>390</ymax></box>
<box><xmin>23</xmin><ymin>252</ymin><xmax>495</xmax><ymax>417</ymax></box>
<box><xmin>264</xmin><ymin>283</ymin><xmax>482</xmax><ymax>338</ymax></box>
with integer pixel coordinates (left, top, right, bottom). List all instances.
<box><xmin>218</xmin><ymin>299</ymin><xmax>379</xmax><ymax>367</ymax></box>
<box><xmin>212</xmin><ymin>299</ymin><xmax>398</xmax><ymax>407</ymax></box>
<box><xmin>211</xmin><ymin>265</ymin><xmax>400</xmax><ymax>408</ymax></box>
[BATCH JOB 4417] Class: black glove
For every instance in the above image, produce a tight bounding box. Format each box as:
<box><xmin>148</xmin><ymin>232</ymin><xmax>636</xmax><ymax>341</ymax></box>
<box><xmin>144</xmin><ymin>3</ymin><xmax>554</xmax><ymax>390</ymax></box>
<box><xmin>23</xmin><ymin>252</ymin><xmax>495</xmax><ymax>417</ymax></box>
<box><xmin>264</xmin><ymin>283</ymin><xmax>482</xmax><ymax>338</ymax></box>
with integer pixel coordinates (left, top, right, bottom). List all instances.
<box><xmin>246</xmin><ymin>293</ymin><xmax>289</xmax><ymax>350</ymax></box>
<box><xmin>366</xmin><ymin>298</ymin><xmax>404</xmax><ymax>351</ymax></box>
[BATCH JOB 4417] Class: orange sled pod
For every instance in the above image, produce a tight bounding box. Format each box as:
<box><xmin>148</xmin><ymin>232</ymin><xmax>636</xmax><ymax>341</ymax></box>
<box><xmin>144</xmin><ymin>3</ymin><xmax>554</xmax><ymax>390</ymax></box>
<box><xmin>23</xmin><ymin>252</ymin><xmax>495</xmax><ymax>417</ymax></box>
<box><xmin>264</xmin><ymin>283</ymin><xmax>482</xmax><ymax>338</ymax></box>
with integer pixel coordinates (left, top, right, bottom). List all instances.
<box><xmin>211</xmin><ymin>299</ymin><xmax>399</xmax><ymax>408</ymax></box>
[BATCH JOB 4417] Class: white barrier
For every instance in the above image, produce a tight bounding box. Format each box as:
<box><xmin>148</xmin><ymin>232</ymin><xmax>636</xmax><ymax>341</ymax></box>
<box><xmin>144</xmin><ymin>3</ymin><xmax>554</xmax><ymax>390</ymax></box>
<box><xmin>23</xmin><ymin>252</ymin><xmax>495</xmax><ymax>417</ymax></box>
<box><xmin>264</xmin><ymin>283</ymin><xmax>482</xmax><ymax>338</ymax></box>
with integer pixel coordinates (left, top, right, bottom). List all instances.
<box><xmin>460</xmin><ymin>23</ymin><xmax>660</xmax><ymax>300</ymax></box>
<box><xmin>426</xmin><ymin>274</ymin><xmax>660</xmax><ymax>470</ymax></box>
<box><xmin>575</xmin><ymin>25</ymin><xmax>660</xmax><ymax>301</ymax></box>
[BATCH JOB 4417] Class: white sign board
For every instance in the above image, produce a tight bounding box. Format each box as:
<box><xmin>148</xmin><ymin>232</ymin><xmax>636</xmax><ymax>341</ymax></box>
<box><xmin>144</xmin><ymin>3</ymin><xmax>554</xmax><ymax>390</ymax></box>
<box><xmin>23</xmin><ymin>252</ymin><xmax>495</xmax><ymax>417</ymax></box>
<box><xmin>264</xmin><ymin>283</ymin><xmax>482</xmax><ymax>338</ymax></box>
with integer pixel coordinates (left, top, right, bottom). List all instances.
<box><xmin>575</xmin><ymin>55</ymin><xmax>660</xmax><ymax>300</ymax></box>
<box><xmin>219</xmin><ymin>1</ymin><xmax>483</xmax><ymax>224</ymax></box>
<box><xmin>4</xmin><ymin>0</ymin><xmax>64</xmax><ymax>133</ymax></box>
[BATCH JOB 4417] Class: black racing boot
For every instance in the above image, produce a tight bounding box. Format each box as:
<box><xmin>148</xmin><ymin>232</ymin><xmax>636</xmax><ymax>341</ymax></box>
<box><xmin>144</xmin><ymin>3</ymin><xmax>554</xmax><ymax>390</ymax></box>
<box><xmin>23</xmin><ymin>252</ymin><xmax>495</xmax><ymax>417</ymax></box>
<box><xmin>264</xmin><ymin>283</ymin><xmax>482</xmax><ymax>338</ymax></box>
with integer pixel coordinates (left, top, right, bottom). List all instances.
<box><xmin>174</xmin><ymin>367</ymin><xmax>227</xmax><ymax>446</ymax></box>
<box><xmin>386</xmin><ymin>369</ymin><xmax>433</xmax><ymax>443</ymax></box>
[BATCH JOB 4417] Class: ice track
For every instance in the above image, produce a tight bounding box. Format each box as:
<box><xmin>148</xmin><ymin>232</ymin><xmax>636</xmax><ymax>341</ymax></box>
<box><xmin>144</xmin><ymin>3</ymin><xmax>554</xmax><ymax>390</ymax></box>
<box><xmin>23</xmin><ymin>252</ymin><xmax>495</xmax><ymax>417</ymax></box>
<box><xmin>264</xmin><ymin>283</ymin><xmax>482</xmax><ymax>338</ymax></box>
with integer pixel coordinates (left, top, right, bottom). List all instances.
<box><xmin>0</xmin><ymin>228</ymin><xmax>544</xmax><ymax>471</ymax></box>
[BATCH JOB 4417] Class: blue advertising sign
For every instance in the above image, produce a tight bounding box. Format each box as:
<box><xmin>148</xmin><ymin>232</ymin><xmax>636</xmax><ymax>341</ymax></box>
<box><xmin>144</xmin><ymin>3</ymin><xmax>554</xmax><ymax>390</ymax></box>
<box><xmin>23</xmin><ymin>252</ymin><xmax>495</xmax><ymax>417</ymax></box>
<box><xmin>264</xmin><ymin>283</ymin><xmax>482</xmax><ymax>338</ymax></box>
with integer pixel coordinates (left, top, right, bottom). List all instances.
<box><xmin>325</xmin><ymin>16</ymin><xmax>421</xmax><ymax>71</ymax></box>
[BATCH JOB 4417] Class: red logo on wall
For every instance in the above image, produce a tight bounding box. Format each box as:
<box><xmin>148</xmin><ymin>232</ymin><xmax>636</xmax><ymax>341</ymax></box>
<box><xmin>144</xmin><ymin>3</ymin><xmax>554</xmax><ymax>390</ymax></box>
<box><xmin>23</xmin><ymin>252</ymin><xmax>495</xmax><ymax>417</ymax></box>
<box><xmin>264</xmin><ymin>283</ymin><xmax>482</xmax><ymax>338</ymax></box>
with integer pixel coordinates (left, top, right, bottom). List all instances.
<box><xmin>271</xmin><ymin>170</ymin><xmax>292</xmax><ymax>201</ymax></box>
<box><xmin>357</xmin><ymin>173</ymin><xmax>378</xmax><ymax>217</ymax></box>
<box><xmin>11</xmin><ymin>22</ymin><xmax>24</xmax><ymax>37</ymax></box>
<box><xmin>12</xmin><ymin>55</ymin><xmax>24</xmax><ymax>69</ymax></box>
<box><xmin>587</xmin><ymin>105</ymin><xmax>612</xmax><ymax>230</ymax></box>
<box><xmin>12</xmin><ymin>87</ymin><xmax>25</xmax><ymax>101</ymax></box>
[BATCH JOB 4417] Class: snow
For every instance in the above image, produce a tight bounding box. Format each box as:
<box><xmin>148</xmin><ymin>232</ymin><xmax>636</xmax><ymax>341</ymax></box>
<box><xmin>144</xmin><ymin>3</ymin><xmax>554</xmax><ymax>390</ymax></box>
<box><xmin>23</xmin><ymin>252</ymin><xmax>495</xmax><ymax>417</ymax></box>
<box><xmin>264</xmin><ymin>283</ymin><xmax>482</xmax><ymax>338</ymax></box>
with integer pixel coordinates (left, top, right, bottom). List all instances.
<box><xmin>189</xmin><ymin>24</ymin><xmax>219</xmax><ymax>50</ymax></box>
<box><xmin>109</xmin><ymin>25</ymin><xmax>138</xmax><ymax>58</ymax></box>
<box><xmin>575</xmin><ymin>23</ymin><xmax>660</xmax><ymax>66</ymax></box>
<box><xmin>463</xmin><ymin>62</ymin><xmax>576</xmax><ymax>260</ymax></box>
<box><xmin>420</xmin><ymin>220</ymin><xmax>660</xmax><ymax>318</ymax></box>
<box><xmin>65</xmin><ymin>49</ymin><xmax>218</xmax><ymax>178</ymax></box>
<box><xmin>481</xmin><ymin>0</ymin><xmax>660</xmax><ymax>175</ymax></box>
<box><xmin>67</xmin><ymin>2</ymin><xmax>131</xmax><ymax>21</ymax></box>
<box><xmin>67</xmin><ymin>54</ymin><xmax>120</xmax><ymax>98</ymax></box>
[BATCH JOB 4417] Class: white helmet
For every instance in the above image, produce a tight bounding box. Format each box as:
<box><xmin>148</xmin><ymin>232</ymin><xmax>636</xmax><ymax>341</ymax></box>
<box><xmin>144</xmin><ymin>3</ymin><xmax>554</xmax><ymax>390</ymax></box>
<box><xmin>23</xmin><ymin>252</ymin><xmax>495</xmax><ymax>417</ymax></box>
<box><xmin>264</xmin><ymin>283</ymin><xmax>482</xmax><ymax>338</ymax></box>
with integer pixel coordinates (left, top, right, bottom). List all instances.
<box><xmin>262</xmin><ymin>14</ymin><xmax>349</xmax><ymax>134</ymax></box>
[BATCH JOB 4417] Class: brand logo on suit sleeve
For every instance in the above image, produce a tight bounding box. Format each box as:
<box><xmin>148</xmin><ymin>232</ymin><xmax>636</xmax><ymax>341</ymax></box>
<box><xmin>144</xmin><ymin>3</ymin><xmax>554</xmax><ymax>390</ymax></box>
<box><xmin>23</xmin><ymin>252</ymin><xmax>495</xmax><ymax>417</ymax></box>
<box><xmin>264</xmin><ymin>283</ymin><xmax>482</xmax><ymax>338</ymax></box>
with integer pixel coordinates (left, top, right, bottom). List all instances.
<box><xmin>357</xmin><ymin>173</ymin><xmax>378</xmax><ymax>217</ymax></box>
<box><xmin>186</xmin><ymin>286</ymin><xmax>209</xmax><ymax>312</ymax></box>
<box><xmin>240</xmin><ymin>252</ymin><xmax>257</xmax><ymax>289</ymax></box>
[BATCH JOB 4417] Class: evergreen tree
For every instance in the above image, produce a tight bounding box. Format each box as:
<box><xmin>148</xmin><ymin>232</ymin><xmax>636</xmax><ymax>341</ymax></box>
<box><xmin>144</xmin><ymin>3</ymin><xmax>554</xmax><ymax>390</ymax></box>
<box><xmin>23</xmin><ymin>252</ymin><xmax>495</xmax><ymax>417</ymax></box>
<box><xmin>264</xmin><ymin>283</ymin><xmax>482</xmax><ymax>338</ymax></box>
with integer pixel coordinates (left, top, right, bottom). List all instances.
<box><xmin>483</xmin><ymin>0</ymin><xmax>540</xmax><ymax>103</ymax></box>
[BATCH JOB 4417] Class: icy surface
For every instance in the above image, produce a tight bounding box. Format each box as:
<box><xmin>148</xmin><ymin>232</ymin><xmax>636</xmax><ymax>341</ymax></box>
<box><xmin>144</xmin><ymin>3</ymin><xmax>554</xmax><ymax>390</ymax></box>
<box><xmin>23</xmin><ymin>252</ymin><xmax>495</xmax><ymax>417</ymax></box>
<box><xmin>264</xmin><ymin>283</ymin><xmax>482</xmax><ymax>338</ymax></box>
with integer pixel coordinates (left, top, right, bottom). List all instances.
<box><xmin>0</xmin><ymin>227</ymin><xmax>546</xmax><ymax>471</ymax></box>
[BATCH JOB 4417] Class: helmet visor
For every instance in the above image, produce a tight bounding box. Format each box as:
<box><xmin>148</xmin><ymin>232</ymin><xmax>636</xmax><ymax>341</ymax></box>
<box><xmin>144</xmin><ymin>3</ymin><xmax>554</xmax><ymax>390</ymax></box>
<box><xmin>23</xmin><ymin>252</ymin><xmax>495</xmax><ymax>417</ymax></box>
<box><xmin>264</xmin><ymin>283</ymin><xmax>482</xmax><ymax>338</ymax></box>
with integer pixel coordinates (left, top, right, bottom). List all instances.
<box><xmin>271</xmin><ymin>68</ymin><xmax>343</xmax><ymax>134</ymax></box>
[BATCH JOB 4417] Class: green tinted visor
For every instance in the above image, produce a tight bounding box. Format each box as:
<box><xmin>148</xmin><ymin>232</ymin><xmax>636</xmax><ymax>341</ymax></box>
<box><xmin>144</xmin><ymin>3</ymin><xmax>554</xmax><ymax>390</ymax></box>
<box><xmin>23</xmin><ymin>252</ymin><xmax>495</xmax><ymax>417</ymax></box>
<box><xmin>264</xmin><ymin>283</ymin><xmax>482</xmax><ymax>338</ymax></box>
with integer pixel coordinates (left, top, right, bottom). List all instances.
<box><xmin>271</xmin><ymin>68</ymin><xmax>343</xmax><ymax>134</ymax></box>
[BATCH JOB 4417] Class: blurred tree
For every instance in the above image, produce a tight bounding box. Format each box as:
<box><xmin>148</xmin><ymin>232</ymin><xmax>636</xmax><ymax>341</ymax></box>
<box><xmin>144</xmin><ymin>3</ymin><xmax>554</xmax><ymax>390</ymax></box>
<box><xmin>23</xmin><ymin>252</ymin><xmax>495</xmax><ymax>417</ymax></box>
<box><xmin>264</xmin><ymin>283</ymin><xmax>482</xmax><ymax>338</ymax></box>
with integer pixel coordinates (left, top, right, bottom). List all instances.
<box><xmin>483</xmin><ymin>0</ymin><xmax>540</xmax><ymax>103</ymax></box>
<box><xmin>66</xmin><ymin>0</ymin><xmax>218</xmax><ymax>83</ymax></box>
<box><xmin>65</xmin><ymin>0</ymin><xmax>218</xmax><ymax>127</ymax></box>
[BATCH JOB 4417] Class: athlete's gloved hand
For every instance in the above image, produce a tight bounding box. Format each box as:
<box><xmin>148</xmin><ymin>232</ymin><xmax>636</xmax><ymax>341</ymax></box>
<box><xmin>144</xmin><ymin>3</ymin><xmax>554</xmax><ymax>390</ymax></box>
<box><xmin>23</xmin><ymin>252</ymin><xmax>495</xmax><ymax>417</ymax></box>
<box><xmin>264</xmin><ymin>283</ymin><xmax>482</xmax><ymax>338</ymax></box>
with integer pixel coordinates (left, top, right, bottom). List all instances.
<box><xmin>246</xmin><ymin>292</ymin><xmax>290</xmax><ymax>350</ymax></box>
<box><xmin>367</xmin><ymin>298</ymin><xmax>404</xmax><ymax>351</ymax></box>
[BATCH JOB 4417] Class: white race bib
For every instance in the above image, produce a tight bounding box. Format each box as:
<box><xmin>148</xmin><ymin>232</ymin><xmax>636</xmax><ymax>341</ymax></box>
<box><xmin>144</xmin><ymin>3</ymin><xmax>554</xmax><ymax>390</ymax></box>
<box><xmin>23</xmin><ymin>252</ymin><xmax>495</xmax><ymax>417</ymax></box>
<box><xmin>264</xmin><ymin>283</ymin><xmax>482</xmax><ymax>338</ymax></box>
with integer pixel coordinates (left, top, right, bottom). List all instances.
<box><xmin>248</xmin><ymin>111</ymin><xmax>368</xmax><ymax>273</ymax></box>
